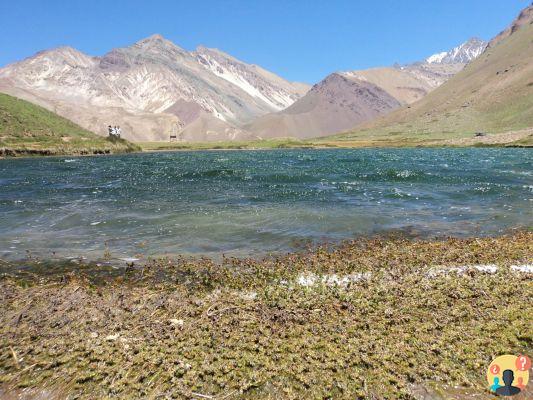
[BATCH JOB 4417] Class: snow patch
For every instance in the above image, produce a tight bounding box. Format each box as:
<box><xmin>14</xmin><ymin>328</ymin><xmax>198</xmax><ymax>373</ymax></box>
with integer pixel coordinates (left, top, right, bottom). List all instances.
<box><xmin>511</xmin><ymin>264</ymin><xmax>533</xmax><ymax>274</ymax></box>
<box><xmin>295</xmin><ymin>272</ymin><xmax>371</xmax><ymax>287</ymax></box>
<box><xmin>426</xmin><ymin>51</ymin><xmax>448</xmax><ymax>64</ymax></box>
<box><xmin>196</xmin><ymin>53</ymin><xmax>294</xmax><ymax>111</ymax></box>
<box><xmin>427</xmin><ymin>264</ymin><xmax>533</xmax><ymax>277</ymax></box>
<box><xmin>428</xmin><ymin>264</ymin><xmax>498</xmax><ymax>277</ymax></box>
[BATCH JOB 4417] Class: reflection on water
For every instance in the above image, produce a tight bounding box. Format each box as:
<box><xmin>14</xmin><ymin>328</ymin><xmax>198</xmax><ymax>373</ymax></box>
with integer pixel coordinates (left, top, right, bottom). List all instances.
<box><xmin>0</xmin><ymin>148</ymin><xmax>531</xmax><ymax>260</ymax></box>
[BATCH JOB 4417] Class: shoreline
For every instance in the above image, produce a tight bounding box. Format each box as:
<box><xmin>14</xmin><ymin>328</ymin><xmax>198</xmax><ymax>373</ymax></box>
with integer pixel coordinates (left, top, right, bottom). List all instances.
<box><xmin>1</xmin><ymin>129</ymin><xmax>531</xmax><ymax>159</ymax></box>
<box><xmin>2</xmin><ymin>232</ymin><xmax>532</xmax><ymax>399</ymax></box>
<box><xmin>1</xmin><ymin>142</ymin><xmax>531</xmax><ymax>160</ymax></box>
<box><xmin>2</xmin><ymin>226</ymin><xmax>530</xmax><ymax>266</ymax></box>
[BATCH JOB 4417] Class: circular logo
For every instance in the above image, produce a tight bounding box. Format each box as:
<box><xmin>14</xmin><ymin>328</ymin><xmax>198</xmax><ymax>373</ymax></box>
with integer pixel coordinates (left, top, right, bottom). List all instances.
<box><xmin>487</xmin><ymin>354</ymin><xmax>530</xmax><ymax>396</ymax></box>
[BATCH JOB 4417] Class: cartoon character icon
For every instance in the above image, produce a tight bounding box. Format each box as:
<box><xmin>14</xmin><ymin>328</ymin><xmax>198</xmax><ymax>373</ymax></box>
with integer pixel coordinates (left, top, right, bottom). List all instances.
<box><xmin>490</xmin><ymin>376</ymin><xmax>502</xmax><ymax>392</ymax></box>
<box><xmin>487</xmin><ymin>355</ymin><xmax>530</xmax><ymax>397</ymax></box>
<box><xmin>495</xmin><ymin>370</ymin><xmax>521</xmax><ymax>396</ymax></box>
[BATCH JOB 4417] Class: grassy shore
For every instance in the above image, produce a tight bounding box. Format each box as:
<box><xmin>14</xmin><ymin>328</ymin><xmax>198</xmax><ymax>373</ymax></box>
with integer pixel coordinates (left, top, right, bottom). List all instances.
<box><xmin>139</xmin><ymin>138</ymin><xmax>320</xmax><ymax>151</ymax></box>
<box><xmin>1</xmin><ymin>232</ymin><xmax>532</xmax><ymax>399</ymax></box>
<box><xmin>139</xmin><ymin>129</ymin><xmax>533</xmax><ymax>152</ymax></box>
<box><xmin>0</xmin><ymin>93</ymin><xmax>140</xmax><ymax>157</ymax></box>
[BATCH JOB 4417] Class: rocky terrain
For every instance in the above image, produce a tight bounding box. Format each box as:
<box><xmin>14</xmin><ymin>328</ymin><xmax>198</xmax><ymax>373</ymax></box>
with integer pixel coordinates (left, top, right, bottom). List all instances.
<box><xmin>0</xmin><ymin>35</ymin><xmax>309</xmax><ymax>142</ymax></box>
<box><xmin>336</xmin><ymin>4</ymin><xmax>533</xmax><ymax>144</ymax></box>
<box><xmin>0</xmin><ymin>31</ymin><xmax>490</xmax><ymax>143</ymax></box>
<box><xmin>489</xmin><ymin>3</ymin><xmax>533</xmax><ymax>47</ymax></box>
<box><xmin>425</xmin><ymin>37</ymin><xmax>487</xmax><ymax>64</ymax></box>
<box><xmin>246</xmin><ymin>38</ymin><xmax>487</xmax><ymax>139</ymax></box>
<box><xmin>245</xmin><ymin>73</ymin><xmax>402</xmax><ymax>139</ymax></box>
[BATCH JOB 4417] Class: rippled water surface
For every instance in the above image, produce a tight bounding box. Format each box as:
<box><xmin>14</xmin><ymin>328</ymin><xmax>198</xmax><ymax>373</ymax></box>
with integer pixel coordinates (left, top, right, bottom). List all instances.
<box><xmin>0</xmin><ymin>148</ymin><xmax>531</xmax><ymax>260</ymax></box>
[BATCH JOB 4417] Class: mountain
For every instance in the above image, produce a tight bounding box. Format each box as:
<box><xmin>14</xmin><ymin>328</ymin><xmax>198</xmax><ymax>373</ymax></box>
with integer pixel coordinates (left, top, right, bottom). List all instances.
<box><xmin>0</xmin><ymin>92</ymin><xmax>139</xmax><ymax>156</ymax></box>
<box><xmin>0</xmin><ymin>35</ymin><xmax>309</xmax><ymax>142</ymax></box>
<box><xmin>334</xmin><ymin>4</ymin><xmax>533</xmax><ymax>144</ymax></box>
<box><xmin>246</xmin><ymin>38</ymin><xmax>486</xmax><ymax>139</ymax></box>
<box><xmin>425</xmin><ymin>37</ymin><xmax>487</xmax><ymax>64</ymax></box>
<box><xmin>489</xmin><ymin>3</ymin><xmax>533</xmax><ymax>47</ymax></box>
<box><xmin>244</xmin><ymin>73</ymin><xmax>401</xmax><ymax>139</ymax></box>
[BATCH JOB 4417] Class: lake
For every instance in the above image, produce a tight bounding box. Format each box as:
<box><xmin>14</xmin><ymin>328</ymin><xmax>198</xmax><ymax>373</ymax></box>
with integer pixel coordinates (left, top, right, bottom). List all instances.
<box><xmin>0</xmin><ymin>148</ymin><xmax>531</xmax><ymax>261</ymax></box>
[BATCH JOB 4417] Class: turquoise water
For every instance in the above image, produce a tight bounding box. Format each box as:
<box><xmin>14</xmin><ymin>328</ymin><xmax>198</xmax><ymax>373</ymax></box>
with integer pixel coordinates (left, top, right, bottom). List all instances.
<box><xmin>0</xmin><ymin>148</ymin><xmax>531</xmax><ymax>261</ymax></box>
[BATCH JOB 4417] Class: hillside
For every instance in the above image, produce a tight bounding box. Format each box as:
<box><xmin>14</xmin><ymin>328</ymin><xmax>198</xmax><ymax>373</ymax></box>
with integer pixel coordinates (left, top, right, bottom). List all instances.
<box><xmin>244</xmin><ymin>73</ymin><xmax>401</xmax><ymax>139</ymax></box>
<box><xmin>246</xmin><ymin>38</ymin><xmax>486</xmax><ymax>139</ymax></box>
<box><xmin>0</xmin><ymin>93</ymin><xmax>139</xmax><ymax>156</ymax></box>
<box><xmin>0</xmin><ymin>35</ymin><xmax>309</xmax><ymax>142</ymax></box>
<box><xmin>331</xmin><ymin>6</ymin><xmax>533</xmax><ymax>146</ymax></box>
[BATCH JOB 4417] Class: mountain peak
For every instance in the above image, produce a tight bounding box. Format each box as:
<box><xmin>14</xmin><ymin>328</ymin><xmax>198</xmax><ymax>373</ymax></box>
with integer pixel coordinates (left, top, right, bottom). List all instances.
<box><xmin>139</xmin><ymin>33</ymin><xmax>165</xmax><ymax>43</ymax></box>
<box><xmin>133</xmin><ymin>34</ymin><xmax>184</xmax><ymax>52</ymax></box>
<box><xmin>425</xmin><ymin>38</ymin><xmax>487</xmax><ymax>64</ymax></box>
<box><xmin>18</xmin><ymin>46</ymin><xmax>96</xmax><ymax>69</ymax></box>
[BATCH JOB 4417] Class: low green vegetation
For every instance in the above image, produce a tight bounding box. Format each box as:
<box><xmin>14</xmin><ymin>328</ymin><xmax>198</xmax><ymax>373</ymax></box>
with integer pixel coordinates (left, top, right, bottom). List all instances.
<box><xmin>1</xmin><ymin>232</ymin><xmax>531</xmax><ymax>399</ymax></box>
<box><xmin>140</xmin><ymin>137</ymin><xmax>322</xmax><ymax>151</ymax></box>
<box><xmin>140</xmin><ymin>129</ymin><xmax>532</xmax><ymax>152</ymax></box>
<box><xmin>0</xmin><ymin>93</ymin><xmax>140</xmax><ymax>156</ymax></box>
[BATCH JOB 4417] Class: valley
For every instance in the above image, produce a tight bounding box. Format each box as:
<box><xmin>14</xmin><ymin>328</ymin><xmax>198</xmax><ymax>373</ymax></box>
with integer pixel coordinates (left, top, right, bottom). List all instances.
<box><xmin>0</xmin><ymin>3</ymin><xmax>532</xmax><ymax>399</ymax></box>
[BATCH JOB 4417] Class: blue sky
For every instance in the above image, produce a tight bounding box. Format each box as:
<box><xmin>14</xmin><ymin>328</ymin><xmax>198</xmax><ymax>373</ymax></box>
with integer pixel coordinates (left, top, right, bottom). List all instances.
<box><xmin>0</xmin><ymin>0</ymin><xmax>529</xmax><ymax>83</ymax></box>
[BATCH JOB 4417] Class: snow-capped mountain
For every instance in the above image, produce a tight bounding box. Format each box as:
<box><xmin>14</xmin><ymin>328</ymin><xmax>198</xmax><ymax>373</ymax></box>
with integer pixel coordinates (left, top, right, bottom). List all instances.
<box><xmin>246</xmin><ymin>37</ymin><xmax>488</xmax><ymax>139</ymax></box>
<box><xmin>0</xmin><ymin>34</ymin><xmax>309</xmax><ymax>141</ymax></box>
<box><xmin>425</xmin><ymin>37</ymin><xmax>487</xmax><ymax>64</ymax></box>
<box><xmin>0</xmin><ymin>35</ymin><xmax>489</xmax><ymax>142</ymax></box>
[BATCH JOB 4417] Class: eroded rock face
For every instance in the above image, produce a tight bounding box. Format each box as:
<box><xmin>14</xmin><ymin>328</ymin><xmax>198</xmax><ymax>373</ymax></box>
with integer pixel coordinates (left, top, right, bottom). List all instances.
<box><xmin>0</xmin><ymin>35</ymin><xmax>309</xmax><ymax>142</ymax></box>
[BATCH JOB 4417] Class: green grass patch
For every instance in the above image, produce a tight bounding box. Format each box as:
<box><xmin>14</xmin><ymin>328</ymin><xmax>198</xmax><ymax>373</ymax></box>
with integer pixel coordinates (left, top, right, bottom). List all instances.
<box><xmin>0</xmin><ymin>93</ymin><xmax>140</xmax><ymax>156</ymax></box>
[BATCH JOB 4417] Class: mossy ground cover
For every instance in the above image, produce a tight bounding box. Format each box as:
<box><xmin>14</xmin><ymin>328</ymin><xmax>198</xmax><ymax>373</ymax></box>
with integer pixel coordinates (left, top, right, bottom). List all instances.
<box><xmin>1</xmin><ymin>232</ymin><xmax>532</xmax><ymax>399</ymax></box>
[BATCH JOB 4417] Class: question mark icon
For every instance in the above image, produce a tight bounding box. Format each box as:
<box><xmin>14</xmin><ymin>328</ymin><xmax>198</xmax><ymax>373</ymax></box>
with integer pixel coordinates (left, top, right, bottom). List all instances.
<box><xmin>515</xmin><ymin>355</ymin><xmax>531</xmax><ymax>371</ymax></box>
<box><xmin>491</xmin><ymin>364</ymin><xmax>500</xmax><ymax>374</ymax></box>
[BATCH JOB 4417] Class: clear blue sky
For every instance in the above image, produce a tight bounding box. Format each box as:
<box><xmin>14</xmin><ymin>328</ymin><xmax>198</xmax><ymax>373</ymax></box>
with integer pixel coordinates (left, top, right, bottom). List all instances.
<box><xmin>0</xmin><ymin>0</ymin><xmax>529</xmax><ymax>83</ymax></box>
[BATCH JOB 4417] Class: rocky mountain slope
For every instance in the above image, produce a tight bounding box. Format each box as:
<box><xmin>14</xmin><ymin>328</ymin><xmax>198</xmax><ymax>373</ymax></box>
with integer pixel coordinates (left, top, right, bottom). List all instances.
<box><xmin>0</xmin><ymin>21</ymin><xmax>499</xmax><ymax>143</ymax></box>
<box><xmin>425</xmin><ymin>37</ymin><xmax>487</xmax><ymax>64</ymax></box>
<box><xmin>335</xmin><ymin>4</ymin><xmax>533</xmax><ymax>143</ymax></box>
<box><xmin>246</xmin><ymin>38</ymin><xmax>486</xmax><ymax>139</ymax></box>
<box><xmin>0</xmin><ymin>35</ymin><xmax>309</xmax><ymax>142</ymax></box>
<box><xmin>245</xmin><ymin>73</ymin><xmax>401</xmax><ymax>138</ymax></box>
<box><xmin>489</xmin><ymin>3</ymin><xmax>533</xmax><ymax>47</ymax></box>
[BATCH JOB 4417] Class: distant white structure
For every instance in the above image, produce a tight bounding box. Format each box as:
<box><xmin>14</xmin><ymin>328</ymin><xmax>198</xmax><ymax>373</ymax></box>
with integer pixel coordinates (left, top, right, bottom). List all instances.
<box><xmin>170</xmin><ymin>122</ymin><xmax>181</xmax><ymax>141</ymax></box>
<box><xmin>108</xmin><ymin>125</ymin><xmax>121</xmax><ymax>138</ymax></box>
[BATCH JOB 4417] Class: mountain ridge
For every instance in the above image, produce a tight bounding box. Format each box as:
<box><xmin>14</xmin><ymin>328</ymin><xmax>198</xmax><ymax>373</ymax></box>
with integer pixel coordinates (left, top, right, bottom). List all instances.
<box><xmin>246</xmin><ymin>37</ymin><xmax>487</xmax><ymax>139</ymax></box>
<box><xmin>332</xmin><ymin>4</ymin><xmax>533</xmax><ymax>145</ymax></box>
<box><xmin>0</xmin><ymin>34</ymin><xmax>309</xmax><ymax>141</ymax></box>
<box><xmin>425</xmin><ymin>37</ymin><xmax>487</xmax><ymax>64</ymax></box>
